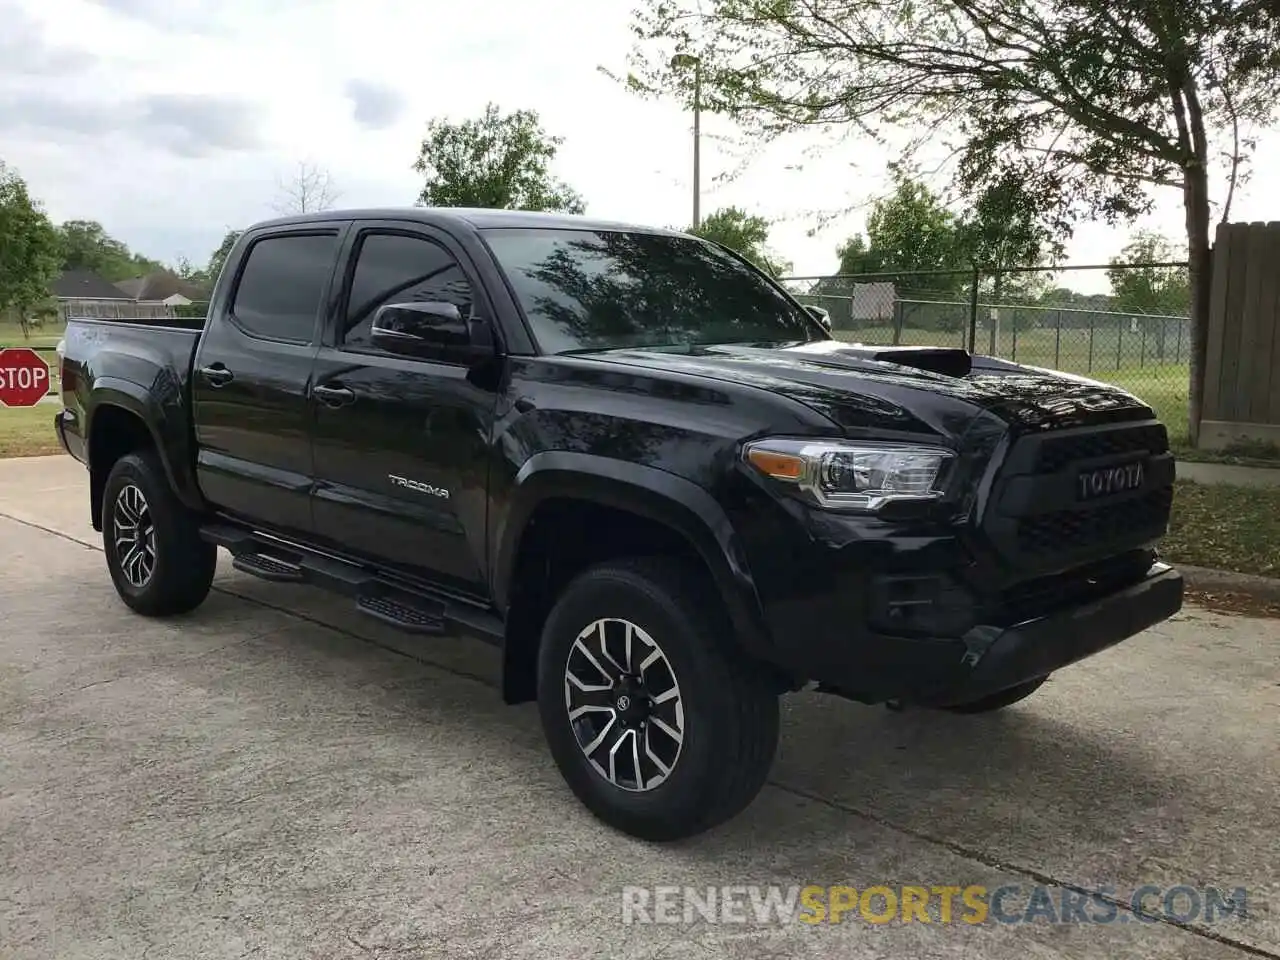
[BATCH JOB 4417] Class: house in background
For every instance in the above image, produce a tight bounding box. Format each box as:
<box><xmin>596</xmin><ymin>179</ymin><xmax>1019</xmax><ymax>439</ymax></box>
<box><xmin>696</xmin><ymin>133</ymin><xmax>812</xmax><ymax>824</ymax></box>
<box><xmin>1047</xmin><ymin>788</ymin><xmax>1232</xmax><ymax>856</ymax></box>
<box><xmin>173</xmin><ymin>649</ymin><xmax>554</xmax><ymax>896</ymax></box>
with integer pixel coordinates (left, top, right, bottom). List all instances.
<box><xmin>114</xmin><ymin>271</ymin><xmax>206</xmax><ymax>307</ymax></box>
<box><xmin>50</xmin><ymin>269</ymin><xmax>207</xmax><ymax>321</ymax></box>
<box><xmin>50</xmin><ymin>269</ymin><xmax>139</xmax><ymax>321</ymax></box>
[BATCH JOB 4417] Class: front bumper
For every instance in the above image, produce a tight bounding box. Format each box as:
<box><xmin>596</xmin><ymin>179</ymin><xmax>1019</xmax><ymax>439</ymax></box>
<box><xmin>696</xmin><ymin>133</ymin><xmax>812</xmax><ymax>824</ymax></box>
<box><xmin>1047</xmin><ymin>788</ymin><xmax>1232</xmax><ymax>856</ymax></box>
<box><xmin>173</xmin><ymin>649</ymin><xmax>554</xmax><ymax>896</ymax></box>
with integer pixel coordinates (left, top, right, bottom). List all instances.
<box><xmin>899</xmin><ymin>562</ymin><xmax>1183</xmax><ymax>707</ymax></box>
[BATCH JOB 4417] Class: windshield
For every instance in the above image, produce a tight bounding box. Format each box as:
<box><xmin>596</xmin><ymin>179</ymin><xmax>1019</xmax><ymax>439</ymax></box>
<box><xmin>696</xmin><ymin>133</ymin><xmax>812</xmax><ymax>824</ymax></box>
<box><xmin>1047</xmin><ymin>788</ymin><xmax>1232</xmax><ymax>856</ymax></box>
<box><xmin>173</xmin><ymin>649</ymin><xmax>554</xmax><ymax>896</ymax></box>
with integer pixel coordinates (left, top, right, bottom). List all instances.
<box><xmin>481</xmin><ymin>227</ymin><xmax>825</xmax><ymax>354</ymax></box>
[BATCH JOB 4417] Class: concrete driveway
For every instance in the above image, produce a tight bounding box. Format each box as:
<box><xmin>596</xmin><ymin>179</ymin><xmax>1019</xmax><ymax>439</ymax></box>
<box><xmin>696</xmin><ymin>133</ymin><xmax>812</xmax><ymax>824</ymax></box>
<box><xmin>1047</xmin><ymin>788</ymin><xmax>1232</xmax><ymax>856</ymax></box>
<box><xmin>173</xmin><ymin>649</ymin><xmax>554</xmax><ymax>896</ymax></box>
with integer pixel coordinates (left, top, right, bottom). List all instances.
<box><xmin>1</xmin><ymin>454</ymin><xmax>1277</xmax><ymax>960</ymax></box>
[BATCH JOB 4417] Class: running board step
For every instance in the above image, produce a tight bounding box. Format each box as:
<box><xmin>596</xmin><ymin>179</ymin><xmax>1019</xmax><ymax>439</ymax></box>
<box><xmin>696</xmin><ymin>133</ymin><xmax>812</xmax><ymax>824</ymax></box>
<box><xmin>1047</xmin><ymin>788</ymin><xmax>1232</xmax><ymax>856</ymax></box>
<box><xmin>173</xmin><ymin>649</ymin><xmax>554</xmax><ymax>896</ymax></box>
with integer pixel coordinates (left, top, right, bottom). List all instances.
<box><xmin>198</xmin><ymin>519</ymin><xmax>504</xmax><ymax>644</ymax></box>
<box><xmin>232</xmin><ymin>553</ymin><xmax>304</xmax><ymax>582</ymax></box>
<box><xmin>356</xmin><ymin>595</ymin><xmax>446</xmax><ymax>634</ymax></box>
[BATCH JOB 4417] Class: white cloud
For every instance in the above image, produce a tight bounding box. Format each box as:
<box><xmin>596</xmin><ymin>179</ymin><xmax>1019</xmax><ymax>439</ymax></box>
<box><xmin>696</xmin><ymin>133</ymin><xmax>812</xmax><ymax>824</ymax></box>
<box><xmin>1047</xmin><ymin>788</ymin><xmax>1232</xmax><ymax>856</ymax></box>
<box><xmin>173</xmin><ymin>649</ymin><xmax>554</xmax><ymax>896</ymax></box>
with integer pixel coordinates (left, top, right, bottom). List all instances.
<box><xmin>344</xmin><ymin>80</ymin><xmax>406</xmax><ymax>131</ymax></box>
<box><xmin>0</xmin><ymin>89</ymin><xmax>264</xmax><ymax>155</ymax></box>
<box><xmin>2</xmin><ymin>0</ymin><xmax>1276</xmax><ymax>288</ymax></box>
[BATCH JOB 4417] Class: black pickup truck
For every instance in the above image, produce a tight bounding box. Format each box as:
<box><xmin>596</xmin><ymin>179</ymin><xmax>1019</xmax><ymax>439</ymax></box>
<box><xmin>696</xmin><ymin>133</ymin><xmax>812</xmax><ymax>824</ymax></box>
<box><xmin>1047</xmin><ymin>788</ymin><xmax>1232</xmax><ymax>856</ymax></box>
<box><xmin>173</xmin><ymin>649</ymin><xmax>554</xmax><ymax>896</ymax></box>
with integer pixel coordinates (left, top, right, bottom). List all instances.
<box><xmin>55</xmin><ymin>208</ymin><xmax>1183</xmax><ymax>840</ymax></box>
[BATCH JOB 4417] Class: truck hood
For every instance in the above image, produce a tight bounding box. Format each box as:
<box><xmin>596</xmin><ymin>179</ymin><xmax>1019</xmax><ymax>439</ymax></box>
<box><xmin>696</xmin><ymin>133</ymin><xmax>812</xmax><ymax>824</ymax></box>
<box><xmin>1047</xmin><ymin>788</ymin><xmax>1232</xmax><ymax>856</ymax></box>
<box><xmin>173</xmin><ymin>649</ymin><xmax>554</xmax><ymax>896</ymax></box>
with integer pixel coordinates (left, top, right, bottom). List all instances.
<box><xmin>583</xmin><ymin>339</ymin><xmax>1154</xmax><ymax>441</ymax></box>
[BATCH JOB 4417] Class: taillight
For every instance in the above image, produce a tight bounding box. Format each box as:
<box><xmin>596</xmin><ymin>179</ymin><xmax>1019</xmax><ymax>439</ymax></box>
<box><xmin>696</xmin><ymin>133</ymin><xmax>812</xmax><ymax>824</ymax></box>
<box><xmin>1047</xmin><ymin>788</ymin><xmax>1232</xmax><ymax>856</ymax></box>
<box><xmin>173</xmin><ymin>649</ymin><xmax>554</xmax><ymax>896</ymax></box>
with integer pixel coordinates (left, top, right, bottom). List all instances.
<box><xmin>56</xmin><ymin>341</ymin><xmax>74</xmax><ymax>395</ymax></box>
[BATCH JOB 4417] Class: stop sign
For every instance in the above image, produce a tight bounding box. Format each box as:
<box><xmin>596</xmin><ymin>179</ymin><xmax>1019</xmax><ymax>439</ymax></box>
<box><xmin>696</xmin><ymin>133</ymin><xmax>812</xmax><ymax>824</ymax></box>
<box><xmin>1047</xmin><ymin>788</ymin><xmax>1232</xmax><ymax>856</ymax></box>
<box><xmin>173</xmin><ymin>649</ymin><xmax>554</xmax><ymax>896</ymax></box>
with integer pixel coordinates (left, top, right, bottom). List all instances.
<box><xmin>0</xmin><ymin>348</ymin><xmax>52</xmax><ymax>407</ymax></box>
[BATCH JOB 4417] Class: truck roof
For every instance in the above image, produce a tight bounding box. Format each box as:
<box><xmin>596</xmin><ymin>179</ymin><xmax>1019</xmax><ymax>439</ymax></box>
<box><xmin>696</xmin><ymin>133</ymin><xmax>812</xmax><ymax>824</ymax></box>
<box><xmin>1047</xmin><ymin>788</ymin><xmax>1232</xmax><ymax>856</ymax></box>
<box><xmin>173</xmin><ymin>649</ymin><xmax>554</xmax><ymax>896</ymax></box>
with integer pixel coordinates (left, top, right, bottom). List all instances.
<box><xmin>252</xmin><ymin>207</ymin><xmax>687</xmax><ymax>237</ymax></box>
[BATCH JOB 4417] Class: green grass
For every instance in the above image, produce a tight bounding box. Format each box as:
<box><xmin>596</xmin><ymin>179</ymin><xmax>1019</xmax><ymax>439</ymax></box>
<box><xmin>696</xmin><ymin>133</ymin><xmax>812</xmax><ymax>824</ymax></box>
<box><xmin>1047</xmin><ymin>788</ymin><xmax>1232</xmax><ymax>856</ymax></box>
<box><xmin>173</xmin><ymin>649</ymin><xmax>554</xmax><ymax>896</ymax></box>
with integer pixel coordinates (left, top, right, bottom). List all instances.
<box><xmin>0</xmin><ymin>405</ymin><xmax>62</xmax><ymax>458</ymax></box>
<box><xmin>1097</xmin><ymin>364</ymin><xmax>1189</xmax><ymax>441</ymax></box>
<box><xmin>1163</xmin><ymin>480</ymin><xmax>1280</xmax><ymax>578</ymax></box>
<box><xmin>0</xmin><ymin>317</ymin><xmax>66</xmax><ymax>351</ymax></box>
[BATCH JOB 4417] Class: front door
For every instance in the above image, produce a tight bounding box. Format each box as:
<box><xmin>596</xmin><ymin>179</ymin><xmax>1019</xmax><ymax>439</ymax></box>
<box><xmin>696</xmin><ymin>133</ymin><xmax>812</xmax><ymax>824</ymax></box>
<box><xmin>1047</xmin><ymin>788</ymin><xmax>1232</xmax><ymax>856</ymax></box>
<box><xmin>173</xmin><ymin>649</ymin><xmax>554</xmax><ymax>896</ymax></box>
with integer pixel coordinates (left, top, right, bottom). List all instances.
<box><xmin>308</xmin><ymin>224</ymin><xmax>497</xmax><ymax>598</ymax></box>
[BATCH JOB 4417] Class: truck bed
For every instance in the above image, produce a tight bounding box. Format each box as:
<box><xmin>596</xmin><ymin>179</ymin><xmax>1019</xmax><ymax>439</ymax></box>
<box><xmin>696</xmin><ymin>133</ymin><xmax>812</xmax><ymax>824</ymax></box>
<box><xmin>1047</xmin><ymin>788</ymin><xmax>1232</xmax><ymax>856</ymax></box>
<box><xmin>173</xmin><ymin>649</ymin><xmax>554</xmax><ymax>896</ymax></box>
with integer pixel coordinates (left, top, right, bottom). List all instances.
<box><xmin>56</xmin><ymin>317</ymin><xmax>206</xmax><ymax>479</ymax></box>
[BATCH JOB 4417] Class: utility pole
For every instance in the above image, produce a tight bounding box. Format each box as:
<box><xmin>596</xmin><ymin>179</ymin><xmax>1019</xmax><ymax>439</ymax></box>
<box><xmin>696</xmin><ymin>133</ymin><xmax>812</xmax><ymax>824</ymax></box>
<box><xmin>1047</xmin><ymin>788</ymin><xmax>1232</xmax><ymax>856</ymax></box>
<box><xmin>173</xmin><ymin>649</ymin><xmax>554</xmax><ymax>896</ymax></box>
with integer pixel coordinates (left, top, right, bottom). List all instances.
<box><xmin>670</xmin><ymin>53</ymin><xmax>702</xmax><ymax>229</ymax></box>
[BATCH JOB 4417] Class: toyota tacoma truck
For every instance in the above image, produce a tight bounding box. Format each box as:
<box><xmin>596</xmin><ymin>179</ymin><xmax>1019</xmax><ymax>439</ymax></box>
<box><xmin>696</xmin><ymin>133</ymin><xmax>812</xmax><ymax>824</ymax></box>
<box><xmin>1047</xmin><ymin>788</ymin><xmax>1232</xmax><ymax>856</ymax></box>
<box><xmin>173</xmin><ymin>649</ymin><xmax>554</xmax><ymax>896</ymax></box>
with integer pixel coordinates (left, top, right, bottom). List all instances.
<box><xmin>54</xmin><ymin>208</ymin><xmax>1184</xmax><ymax>841</ymax></box>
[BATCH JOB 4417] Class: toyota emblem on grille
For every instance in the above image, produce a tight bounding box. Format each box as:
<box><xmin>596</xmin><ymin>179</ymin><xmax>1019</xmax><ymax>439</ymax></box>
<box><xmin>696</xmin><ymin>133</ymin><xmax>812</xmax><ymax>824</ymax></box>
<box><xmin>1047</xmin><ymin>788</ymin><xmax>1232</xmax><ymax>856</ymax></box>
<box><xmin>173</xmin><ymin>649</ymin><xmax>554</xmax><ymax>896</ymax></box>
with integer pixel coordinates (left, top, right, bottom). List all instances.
<box><xmin>1077</xmin><ymin>461</ymin><xmax>1145</xmax><ymax>501</ymax></box>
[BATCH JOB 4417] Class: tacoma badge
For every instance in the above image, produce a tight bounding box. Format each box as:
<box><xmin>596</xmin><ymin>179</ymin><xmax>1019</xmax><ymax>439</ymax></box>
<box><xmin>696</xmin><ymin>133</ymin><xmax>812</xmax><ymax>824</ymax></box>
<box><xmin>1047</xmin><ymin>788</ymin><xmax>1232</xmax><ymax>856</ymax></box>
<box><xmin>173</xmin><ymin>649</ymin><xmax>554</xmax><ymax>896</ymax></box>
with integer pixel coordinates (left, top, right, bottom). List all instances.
<box><xmin>389</xmin><ymin>474</ymin><xmax>450</xmax><ymax>499</ymax></box>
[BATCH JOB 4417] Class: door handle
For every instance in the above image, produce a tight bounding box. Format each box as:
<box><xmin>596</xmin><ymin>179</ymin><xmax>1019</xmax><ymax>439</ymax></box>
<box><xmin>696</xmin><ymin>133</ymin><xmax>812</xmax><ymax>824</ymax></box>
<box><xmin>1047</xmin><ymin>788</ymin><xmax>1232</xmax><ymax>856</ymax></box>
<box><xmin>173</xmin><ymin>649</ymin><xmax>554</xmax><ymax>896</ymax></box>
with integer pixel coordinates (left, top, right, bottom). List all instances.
<box><xmin>198</xmin><ymin>364</ymin><xmax>234</xmax><ymax>387</ymax></box>
<box><xmin>313</xmin><ymin>383</ymin><xmax>356</xmax><ymax>407</ymax></box>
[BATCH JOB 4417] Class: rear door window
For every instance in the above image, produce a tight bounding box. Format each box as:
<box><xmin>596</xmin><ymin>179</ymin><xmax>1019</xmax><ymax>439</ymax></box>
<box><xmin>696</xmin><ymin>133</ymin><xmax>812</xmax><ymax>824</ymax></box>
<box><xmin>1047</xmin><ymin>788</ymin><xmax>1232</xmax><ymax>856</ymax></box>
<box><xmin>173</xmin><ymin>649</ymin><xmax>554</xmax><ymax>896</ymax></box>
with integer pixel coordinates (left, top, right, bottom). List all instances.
<box><xmin>231</xmin><ymin>233</ymin><xmax>338</xmax><ymax>343</ymax></box>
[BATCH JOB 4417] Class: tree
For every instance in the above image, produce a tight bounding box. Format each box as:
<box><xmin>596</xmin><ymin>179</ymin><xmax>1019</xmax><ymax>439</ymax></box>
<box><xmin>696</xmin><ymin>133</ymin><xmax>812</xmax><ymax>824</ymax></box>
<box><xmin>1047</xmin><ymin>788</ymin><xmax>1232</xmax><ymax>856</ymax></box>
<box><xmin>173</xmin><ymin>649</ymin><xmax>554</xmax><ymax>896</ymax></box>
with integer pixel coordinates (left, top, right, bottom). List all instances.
<box><xmin>866</xmin><ymin>176</ymin><xmax>967</xmax><ymax>287</ymax></box>
<box><xmin>413</xmin><ymin>103</ymin><xmax>585</xmax><ymax>213</ymax></box>
<box><xmin>688</xmin><ymin>206</ymin><xmax>790</xmax><ymax>275</ymax></box>
<box><xmin>58</xmin><ymin>219</ymin><xmax>128</xmax><ymax>274</ymax></box>
<box><xmin>0</xmin><ymin>163</ymin><xmax>62</xmax><ymax>337</ymax></box>
<box><xmin>57</xmin><ymin>219</ymin><xmax>162</xmax><ymax>282</ymax></box>
<box><xmin>828</xmin><ymin>175</ymin><xmax>967</xmax><ymax>295</ymax></box>
<box><xmin>832</xmin><ymin>234</ymin><xmax>883</xmax><ymax>277</ymax></box>
<box><xmin>959</xmin><ymin>174</ymin><xmax>1063</xmax><ymax>284</ymax></box>
<box><xmin>623</xmin><ymin>0</ymin><xmax>1280</xmax><ymax>444</ymax></box>
<box><xmin>807</xmin><ymin>176</ymin><xmax>968</xmax><ymax>333</ymax></box>
<box><xmin>272</xmin><ymin>161</ymin><xmax>339</xmax><ymax>215</ymax></box>
<box><xmin>1109</xmin><ymin>231</ymin><xmax>1191</xmax><ymax>316</ymax></box>
<box><xmin>171</xmin><ymin>255</ymin><xmax>214</xmax><ymax>297</ymax></box>
<box><xmin>205</xmin><ymin>230</ymin><xmax>243</xmax><ymax>286</ymax></box>
<box><xmin>174</xmin><ymin>256</ymin><xmax>203</xmax><ymax>283</ymax></box>
<box><xmin>958</xmin><ymin>172</ymin><xmax>1066</xmax><ymax>349</ymax></box>
<box><xmin>818</xmin><ymin>172</ymin><xmax>1065</xmax><ymax>338</ymax></box>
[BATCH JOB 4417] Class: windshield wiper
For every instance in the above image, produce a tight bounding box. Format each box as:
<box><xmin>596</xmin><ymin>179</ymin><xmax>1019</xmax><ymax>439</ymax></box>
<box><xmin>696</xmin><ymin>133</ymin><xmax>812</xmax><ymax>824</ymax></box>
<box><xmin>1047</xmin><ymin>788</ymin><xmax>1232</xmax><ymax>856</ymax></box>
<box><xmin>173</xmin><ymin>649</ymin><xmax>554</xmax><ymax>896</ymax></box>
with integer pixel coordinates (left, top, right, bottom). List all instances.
<box><xmin>700</xmin><ymin>339</ymin><xmax>807</xmax><ymax>349</ymax></box>
<box><xmin>557</xmin><ymin>342</ymin><xmax>687</xmax><ymax>356</ymax></box>
<box><xmin>556</xmin><ymin>346</ymin><xmax>657</xmax><ymax>356</ymax></box>
<box><xmin>557</xmin><ymin>337</ymin><xmax>809</xmax><ymax>357</ymax></box>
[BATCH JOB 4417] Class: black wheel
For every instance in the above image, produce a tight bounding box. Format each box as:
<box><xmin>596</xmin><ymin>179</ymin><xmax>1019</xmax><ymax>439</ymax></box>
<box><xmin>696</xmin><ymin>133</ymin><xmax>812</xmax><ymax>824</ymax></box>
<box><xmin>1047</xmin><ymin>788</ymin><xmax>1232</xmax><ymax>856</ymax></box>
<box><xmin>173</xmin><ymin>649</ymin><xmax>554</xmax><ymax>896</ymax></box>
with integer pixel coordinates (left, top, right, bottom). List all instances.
<box><xmin>942</xmin><ymin>676</ymin><xmax>1048</xmax><ymax>714</ymax></box>
<box><xmin>102</xmin><ymin>450</ymin><xmax>216</xmax><ymax>616</ymax></box>
<box><xmin>536</xmin><ymin>557</ymin><xmax>780</xmax><ymax>842</ymax></box>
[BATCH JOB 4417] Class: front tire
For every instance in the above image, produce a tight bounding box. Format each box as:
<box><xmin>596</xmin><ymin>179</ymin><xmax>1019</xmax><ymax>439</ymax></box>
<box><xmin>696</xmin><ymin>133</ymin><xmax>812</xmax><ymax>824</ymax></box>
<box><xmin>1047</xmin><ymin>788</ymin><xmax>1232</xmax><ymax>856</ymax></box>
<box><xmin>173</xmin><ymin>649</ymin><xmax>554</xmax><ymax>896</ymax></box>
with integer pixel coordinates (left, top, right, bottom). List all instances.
<box><xmin>537</xmin><ymin>558</ymin><xmax>779</xmax><ymax>842</ymax></box>
<box><xmin>102</xmin><ymin>451</ymin><xmax>216</xmax><ymax>616</ymax></box>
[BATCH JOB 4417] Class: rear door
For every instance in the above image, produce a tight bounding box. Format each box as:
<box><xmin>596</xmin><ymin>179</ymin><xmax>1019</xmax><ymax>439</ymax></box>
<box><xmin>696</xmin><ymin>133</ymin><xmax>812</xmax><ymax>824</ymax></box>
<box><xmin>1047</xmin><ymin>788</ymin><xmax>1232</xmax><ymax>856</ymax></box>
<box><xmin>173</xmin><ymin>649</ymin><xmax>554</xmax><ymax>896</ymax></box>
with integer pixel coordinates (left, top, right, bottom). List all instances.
<box><xmin>308</xmin><ymin>221</ymin><xmax>498</xmax><ymax>598</ymax></box>
<box><xmin>192</xmin><ymin>225</ymin><xmax>344</xmax><ymax>536</ymax></box>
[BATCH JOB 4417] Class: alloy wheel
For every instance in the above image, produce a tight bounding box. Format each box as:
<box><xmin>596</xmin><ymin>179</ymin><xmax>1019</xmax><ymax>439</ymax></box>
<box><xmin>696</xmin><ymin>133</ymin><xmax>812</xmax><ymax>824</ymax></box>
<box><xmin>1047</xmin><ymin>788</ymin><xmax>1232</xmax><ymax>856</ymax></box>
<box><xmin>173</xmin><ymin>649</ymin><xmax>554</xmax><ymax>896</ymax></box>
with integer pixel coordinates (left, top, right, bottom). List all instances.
<box><xmin>563</xmin><ymin>617</ymin><xmax>685</xmax><ymax>792</ymax></box>
<box><xmin>113</xmin><ymin>483</ymin><xmax>157</xmax><ymax>588</ymax></box>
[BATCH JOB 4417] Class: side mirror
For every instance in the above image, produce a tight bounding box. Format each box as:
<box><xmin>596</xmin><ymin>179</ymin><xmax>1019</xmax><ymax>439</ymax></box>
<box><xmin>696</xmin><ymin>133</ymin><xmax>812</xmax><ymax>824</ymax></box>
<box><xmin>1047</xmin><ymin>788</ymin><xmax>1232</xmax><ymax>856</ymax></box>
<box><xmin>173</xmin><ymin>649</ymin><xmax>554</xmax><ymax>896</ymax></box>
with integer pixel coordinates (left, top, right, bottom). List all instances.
<box><xmin>804</xmin><ymin>304</ymin><xmax>833</xmax><ymax>331</ymax></box>
<box><xmin>370</xmin><ymin>301</ymin><xmax>495</xmax><ymax>363</ymax></box>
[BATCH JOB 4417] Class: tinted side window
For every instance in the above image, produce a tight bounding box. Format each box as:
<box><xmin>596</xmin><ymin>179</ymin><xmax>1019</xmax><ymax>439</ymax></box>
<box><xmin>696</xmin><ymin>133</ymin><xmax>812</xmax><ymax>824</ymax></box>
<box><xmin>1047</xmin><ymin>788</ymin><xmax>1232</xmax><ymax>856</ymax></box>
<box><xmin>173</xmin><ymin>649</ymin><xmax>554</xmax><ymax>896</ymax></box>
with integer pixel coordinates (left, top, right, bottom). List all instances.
<box><xmin>231</xmin><ymin>233</ymin><xmax>337</xmax><ymax>342</ymax></box>
<box><xmin>343</xmin><ymin>233</ymin><xmax>474</xmax><ymax>349</ymax></box>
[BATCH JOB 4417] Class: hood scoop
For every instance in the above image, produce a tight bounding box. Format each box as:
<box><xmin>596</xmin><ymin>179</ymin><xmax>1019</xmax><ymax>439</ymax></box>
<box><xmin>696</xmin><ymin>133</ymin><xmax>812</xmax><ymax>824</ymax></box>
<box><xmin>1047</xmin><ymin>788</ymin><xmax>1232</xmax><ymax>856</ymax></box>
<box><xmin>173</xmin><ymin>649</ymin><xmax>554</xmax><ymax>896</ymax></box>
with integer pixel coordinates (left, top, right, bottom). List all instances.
<box><xmin>787</xmin><ymin>340</ymin><xmax>973</xmax><ymax>378</ymax></box>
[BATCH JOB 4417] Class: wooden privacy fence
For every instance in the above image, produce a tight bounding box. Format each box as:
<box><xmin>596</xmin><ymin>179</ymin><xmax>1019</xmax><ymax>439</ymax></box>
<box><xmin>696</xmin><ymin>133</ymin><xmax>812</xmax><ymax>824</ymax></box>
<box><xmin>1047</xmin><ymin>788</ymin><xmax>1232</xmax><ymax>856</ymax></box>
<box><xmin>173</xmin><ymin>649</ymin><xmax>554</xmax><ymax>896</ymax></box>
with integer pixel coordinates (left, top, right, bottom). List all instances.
<box><xmin>1202</xmin><ymin>221</ymin><xmax>1280</xmax><ymax>449</ymax></box>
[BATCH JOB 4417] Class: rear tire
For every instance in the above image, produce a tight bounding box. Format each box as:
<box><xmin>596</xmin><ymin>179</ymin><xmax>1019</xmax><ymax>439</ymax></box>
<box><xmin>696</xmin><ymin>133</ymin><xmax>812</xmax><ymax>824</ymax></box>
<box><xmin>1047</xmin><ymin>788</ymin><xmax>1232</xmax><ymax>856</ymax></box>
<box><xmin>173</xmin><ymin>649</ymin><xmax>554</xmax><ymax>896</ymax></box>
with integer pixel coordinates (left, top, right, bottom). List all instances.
<box><xmin>942</xmin><ymin>676</ymin><xmax>1048</xmax><ymax>713</ymax></box>
<box><xmin>536</xmin><ymin>557</ymin><xmax>779</xmax><ymax>842</ymax></box>
<box><xmin>102</xmin><ymin>451</ymin><xmax>216</xmax><ymax>616</ymax></box>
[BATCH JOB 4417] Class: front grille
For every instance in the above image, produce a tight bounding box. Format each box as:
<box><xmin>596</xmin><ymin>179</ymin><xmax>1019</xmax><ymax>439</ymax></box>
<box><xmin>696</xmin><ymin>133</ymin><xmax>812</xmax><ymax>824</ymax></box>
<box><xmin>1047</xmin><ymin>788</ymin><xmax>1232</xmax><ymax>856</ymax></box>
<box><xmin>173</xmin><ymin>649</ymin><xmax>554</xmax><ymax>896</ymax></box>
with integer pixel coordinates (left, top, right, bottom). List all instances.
<box><xmin>1035</xmin><ymin>423</ymin><xmax>1168</xmax><ymax>472</ymax></box>
<box><xmin>984</xmin><ymin>420</ymin><xmax>1176</xmax><ymax>573</ymax></box>
<box><xmin>1017</xmin><ymin>487</ymin><xmax>1172</xmax><ymax>556</ymax></box>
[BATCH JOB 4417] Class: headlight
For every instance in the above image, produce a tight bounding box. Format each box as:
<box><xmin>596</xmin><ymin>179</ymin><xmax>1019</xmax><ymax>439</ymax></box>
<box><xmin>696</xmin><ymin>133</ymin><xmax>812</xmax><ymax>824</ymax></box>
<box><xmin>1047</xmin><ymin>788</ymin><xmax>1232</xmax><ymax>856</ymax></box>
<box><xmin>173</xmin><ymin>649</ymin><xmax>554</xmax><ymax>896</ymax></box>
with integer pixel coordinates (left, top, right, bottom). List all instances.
<box><xmin>743</xmin><ymin>438</ymin><xmax>954</xmax><ymax>511</ymax></box>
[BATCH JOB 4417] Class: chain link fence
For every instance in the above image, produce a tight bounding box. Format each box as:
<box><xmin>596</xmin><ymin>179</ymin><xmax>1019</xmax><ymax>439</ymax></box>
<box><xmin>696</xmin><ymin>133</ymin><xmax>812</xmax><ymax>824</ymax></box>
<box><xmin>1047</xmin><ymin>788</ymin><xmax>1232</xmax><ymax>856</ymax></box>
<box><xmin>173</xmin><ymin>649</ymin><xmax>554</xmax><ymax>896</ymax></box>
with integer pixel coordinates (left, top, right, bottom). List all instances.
<box><xmin>782</xmin><ymin>263</ymin><xmax>1191</xmax><ymax>438</ymax></box>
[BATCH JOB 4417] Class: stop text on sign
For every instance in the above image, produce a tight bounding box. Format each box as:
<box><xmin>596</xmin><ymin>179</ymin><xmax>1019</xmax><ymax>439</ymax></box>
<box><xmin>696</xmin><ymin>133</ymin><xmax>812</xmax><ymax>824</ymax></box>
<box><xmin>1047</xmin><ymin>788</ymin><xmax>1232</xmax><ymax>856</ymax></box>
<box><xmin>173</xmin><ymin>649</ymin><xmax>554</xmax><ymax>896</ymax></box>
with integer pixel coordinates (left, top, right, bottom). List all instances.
<box><xmin>0</xmin><ymin>366</ymin><xmax>49</xmax><ymax>391</ymax></box>
<box><xmin>0</xmin><ymin>347</ymin><xmax>53</xmax><ymax>407</ymax></box>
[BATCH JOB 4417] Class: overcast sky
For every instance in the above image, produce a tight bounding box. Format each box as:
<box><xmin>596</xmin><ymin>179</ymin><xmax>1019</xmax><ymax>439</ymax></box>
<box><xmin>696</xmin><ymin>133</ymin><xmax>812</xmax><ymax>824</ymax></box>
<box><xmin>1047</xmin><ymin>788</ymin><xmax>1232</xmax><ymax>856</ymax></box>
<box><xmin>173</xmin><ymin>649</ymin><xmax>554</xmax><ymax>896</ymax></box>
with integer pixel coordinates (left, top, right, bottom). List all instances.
<box><xmin>4</xmin><ymin>0</ymin><xmax>1278</xmax><ymax>291</ymax></box>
